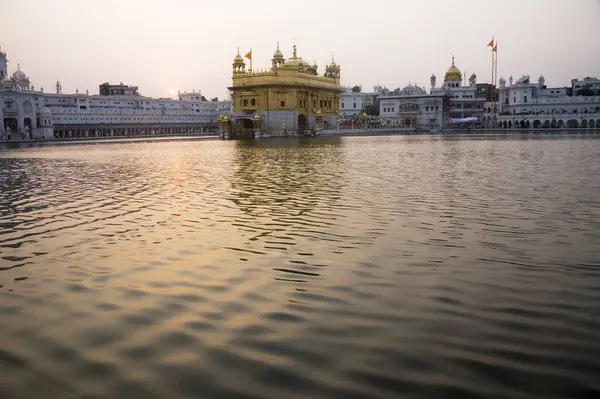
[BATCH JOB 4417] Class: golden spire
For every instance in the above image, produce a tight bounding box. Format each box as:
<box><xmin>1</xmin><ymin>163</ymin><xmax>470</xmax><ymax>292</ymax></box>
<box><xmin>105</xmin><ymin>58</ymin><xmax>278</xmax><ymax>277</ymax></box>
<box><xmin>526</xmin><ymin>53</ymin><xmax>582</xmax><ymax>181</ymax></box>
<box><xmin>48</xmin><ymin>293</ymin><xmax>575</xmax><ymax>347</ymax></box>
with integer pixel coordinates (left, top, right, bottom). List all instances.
<box><xmin>452</xmin><ymin>54</ymin><xmax>455</xmax><ymax>66</ymax></box>
<box><xmin>277</xmin><ymin>41</ymin><xmax>280</xmax><ymax>51</ymax></box>
<box><xmin>292</xmin><ymin>44</ymin><xmax>297</xmax><ymax>58</ymax></box>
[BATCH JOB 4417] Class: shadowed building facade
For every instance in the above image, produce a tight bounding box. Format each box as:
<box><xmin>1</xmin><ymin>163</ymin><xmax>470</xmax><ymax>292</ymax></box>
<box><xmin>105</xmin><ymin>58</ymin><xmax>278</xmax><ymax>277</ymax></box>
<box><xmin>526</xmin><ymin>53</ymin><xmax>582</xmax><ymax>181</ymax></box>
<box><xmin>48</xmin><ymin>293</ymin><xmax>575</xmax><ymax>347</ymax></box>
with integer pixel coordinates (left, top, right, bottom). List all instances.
<box><xmin>226</xmin><ymin>43</ymin><xmax>341</xmax><ymax>138</ymax></box>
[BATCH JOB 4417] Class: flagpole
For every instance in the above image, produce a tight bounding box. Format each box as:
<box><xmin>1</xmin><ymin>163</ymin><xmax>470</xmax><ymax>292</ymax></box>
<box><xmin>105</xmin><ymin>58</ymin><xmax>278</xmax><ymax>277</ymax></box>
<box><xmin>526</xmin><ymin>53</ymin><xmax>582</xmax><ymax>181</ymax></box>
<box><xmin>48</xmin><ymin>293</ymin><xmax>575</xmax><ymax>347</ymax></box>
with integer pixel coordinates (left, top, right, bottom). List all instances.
<box><xmin>491</xmin><ymin>36</ymin><xmax>495</xmax><ymax>88</ymax></box>
<box><xmin>494</xmin><ymin>41</ymin><xmax>498</xmax><ymax>89</ymax></box>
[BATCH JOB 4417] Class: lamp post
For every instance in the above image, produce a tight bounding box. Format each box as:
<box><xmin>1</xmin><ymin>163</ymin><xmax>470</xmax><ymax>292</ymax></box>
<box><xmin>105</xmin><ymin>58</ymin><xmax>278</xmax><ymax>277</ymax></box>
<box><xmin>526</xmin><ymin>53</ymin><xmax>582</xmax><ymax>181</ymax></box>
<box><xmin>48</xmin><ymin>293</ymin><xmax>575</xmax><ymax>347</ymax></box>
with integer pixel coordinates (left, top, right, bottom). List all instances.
<box><xmin>361</xmin><ymin>111</ymin><xmax>367</xmax><ymax>130</ymax></box>
<box><xmin>253</xmin><ymin>113</ymin><xmax>262</xmax><ymax>139</ymax></box>
<box><xmin>218</xmin><ymin>114</ymin><xmax>230</xmax><ymax>140</ymax></box>
<box><xmin>315</xmin><ymin>109</ymin><xmax>322</xmax><ymax>134</ymax></box>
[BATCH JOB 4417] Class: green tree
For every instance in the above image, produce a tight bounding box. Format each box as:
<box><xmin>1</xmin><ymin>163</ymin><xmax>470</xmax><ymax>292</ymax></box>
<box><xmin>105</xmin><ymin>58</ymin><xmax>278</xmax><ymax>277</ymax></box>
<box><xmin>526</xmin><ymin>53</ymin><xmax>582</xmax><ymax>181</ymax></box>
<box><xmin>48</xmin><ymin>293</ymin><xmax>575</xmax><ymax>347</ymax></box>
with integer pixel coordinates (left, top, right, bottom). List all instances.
<box><xmin>363</xmin><ymin>104</ymin><xmax>379</xmax><ymax>116</ymax></box>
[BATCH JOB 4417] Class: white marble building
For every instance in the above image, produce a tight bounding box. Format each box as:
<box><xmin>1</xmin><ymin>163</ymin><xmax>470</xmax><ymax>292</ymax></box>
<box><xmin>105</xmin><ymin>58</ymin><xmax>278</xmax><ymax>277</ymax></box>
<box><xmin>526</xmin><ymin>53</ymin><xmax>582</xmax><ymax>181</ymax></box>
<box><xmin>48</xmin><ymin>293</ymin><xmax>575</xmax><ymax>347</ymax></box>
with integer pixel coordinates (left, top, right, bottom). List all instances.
<box><xmin>497</xmin><ymin>74</ymin><xmax>600</xmax><ymax>129</ymax></box>
<box><xmin>430</xmin><ymin>56</ymin><xmax>490</xmax><ymax>122</ymax></box>
<box><xmin>340</xmin><ymin>91</ymin><xmax>366</xmax><ymax>115</ymax></box>
<box><xmin>379</xmin><ymin>84</ymin><xmax>447</xmax><ymax>129</ymax></box>
<box><xmin>1</xmin><ymin>45</ymin><xmax>232</xmax><ymax>140</ymax></box>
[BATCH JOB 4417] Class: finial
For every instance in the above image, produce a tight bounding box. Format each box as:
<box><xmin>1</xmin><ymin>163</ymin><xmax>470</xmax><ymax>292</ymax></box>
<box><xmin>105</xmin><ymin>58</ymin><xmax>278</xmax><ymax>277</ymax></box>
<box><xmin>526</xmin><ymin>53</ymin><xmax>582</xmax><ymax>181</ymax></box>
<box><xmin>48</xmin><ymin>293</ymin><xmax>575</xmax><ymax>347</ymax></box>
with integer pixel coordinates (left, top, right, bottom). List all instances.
<box><xmin>17</xmin><ymin>63</ymin><xmax>20</xmax><ymax>70</ymax></box>
<box><xmin>277</xmin><ymin>41</ymin><xmax>280</xmax><ymax>51</ymax></box>
<box><xmin>452</xmin><ymin>55</ymin><xmax>455</xmax><ymax>65</ymax></box>
<box><xmin>237</xmin><ymin>46</ymin><xmax>240</xmax><ymax>55</ymax></box>
<box><xmin>293</xmin><ymin>44</ymin><xmax>297</xmax><ymax>58</ymax></box>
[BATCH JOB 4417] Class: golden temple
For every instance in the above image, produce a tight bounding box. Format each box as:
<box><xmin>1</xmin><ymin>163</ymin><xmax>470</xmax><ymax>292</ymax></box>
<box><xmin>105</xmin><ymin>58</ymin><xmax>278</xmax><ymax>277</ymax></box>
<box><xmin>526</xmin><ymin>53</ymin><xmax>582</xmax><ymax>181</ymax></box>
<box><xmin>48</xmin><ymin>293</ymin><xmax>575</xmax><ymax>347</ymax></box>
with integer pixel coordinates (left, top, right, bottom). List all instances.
<box><xmin>224</xmin><ymin>42</ymin><xmax>341</xmax><ymax>138</ymax></box>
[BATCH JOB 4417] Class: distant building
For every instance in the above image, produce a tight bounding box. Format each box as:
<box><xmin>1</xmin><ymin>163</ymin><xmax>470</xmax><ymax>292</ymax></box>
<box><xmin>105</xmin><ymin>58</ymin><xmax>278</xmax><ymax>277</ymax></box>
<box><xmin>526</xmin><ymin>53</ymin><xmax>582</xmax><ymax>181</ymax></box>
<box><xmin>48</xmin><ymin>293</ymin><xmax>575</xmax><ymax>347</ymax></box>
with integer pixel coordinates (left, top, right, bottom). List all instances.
<box><xmin>99</xmin><ymin>82</ymin><xmax>139</xmax><ymax>96</ymax></box>
<box><xmin>0</xmin><ymin>44</ymin><xmax>231</xmax><ymax>140</ymax></box>
<box><xmin>497</xmin><ymin>74</ymin><xmax>600</xmax><ymax>129</ymax></box>
<box><xmin>379</xmin><ymin>85</ymin><xmax>448</xmax><ymax>130</ymax></box>
<box><xmin>340</xmin><ymin>91</ymin><xmax>366</xmax><ymax>115</ymax></box>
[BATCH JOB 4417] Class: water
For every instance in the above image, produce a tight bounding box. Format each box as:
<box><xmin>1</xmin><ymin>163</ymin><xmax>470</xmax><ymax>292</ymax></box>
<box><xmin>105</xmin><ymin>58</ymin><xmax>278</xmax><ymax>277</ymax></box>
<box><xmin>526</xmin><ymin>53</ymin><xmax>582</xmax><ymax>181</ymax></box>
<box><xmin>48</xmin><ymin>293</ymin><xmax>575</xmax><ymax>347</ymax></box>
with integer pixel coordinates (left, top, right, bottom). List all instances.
<box><xmin>1</xmin><ymin>134</ymin><xmax>600</xmax><ymax>399</ymax></box>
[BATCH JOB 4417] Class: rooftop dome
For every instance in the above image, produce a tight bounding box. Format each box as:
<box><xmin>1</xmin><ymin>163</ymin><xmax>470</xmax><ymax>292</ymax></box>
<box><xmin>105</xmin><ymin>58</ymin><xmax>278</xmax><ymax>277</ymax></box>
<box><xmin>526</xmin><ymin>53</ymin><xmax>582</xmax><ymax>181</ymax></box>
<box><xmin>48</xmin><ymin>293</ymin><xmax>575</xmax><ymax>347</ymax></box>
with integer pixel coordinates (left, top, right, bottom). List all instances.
<box><xmin>40</xmin><ymin>107</ymin><xmax>52</xmax><ymax>117</ymax></box>
<box><xmin>272</xmin><ymin>41</ymin><xmax>284</xmax><ymax>60</ymax></box>
<box><xmin>286</xmin><ymin>45</ymin><xmax>311</xmax><ymax>69</ymax></box>
<box><xmin>12</xmin><ymin>64</ymin><xmax>27</xmax><ymax>82</ymax></box>
<box><xmin>233</xmin><ymin>47</ymin><xmax>244</xmax><ymax>64</ymax></box>
<box><xmin>401</xmin><ymin>84</ymin><xmax>426</xmax><ymax>96</ymax></box>
<box><xmin>329</xmin><ymin>55</ymin><xmax>340</xmax><ymax>70</ymax></box>
<box><xmin>444</xmin><ymin>56</ymin><xmax>462</xmax><ymax>82</ymax></box>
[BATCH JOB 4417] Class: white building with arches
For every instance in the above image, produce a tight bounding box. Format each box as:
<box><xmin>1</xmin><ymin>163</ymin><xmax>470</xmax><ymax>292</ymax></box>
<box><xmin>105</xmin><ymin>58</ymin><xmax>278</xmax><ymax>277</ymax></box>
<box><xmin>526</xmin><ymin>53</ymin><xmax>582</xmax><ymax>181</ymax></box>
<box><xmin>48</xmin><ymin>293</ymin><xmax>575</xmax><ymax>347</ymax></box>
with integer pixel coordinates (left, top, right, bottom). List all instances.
<box><xmin>496</xmin><ymin>74</ymin><xmax>600</xmax><ymax>129</ymax></box>
<box><xmin>1</xmin><ymin>45</ymin><xmax>232</xmax><ymax>140</ymax></box>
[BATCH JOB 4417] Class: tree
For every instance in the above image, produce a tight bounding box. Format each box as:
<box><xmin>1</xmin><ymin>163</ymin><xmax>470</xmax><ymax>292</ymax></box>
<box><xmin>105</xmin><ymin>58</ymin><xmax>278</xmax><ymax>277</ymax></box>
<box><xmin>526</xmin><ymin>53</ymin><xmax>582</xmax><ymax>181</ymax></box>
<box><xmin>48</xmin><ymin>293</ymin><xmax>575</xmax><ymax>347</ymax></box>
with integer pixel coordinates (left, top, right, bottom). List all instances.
<box><xmin>576</xmin><ymin>88</ymin><xmax>595</xmax><ymax>96</ymax></box>
<box><xmin>363</xmin><ymin>104</ymin><xmax>379</xmax><ymax>116</ymax></box>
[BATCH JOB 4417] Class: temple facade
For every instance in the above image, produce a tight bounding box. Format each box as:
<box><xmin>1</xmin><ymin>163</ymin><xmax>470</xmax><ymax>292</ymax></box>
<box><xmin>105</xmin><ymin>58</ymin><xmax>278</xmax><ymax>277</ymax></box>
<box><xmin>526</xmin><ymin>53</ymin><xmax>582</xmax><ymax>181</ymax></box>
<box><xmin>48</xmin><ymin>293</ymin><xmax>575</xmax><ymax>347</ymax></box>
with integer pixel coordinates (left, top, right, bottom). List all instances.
<box><xmin>226</xmin><ymin>43</ymin><xmax>341</xmax><ymax>138</ymax></box>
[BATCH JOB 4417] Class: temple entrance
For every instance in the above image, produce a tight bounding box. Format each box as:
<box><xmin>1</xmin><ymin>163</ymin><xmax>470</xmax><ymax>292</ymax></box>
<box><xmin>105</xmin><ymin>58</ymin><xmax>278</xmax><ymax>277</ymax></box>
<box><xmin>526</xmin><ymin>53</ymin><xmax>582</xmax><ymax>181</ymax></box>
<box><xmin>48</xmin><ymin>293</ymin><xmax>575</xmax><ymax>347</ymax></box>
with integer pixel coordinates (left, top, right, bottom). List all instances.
<box><xmin>298</xmin><ymin>114</ymin><xmax>307</xmax><ymax>131</ymax></box>
<box><xmin>3</xmin><ymin>117</ymin><xmax>18</xmax><ymax>139</ymax></box>
<box><xmin>232</xmin><ymin>118</ymin><xmax>254</xmax><ymax>139</ymax></box>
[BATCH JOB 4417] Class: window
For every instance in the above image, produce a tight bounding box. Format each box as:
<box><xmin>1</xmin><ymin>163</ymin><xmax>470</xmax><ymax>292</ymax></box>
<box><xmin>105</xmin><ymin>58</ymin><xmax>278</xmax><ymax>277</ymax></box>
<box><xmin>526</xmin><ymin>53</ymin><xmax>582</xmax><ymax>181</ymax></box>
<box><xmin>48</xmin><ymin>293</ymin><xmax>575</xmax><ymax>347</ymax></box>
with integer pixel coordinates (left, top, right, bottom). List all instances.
<box><xmin>280</xmin><ymin>100</ymin><xmax>286</xmax><ymax>107</ymax></box>
<box><xmin>250</xmin><ymin>99</ymin><xmax>256</xmax><ymax>106</ymax></box>
<box><xmin>5</xmin><ymin>101</ymin><xmax>13</xmax><ymax>108</ymax></box>
<box><xmin>341</xmin><ymin>103</ymin><xmax>345</xmax><ymax>108</ymax></box>
<box><xmin>513</xmin><ymin>97</ymin><xmax>516</xmax><ymax>103</ymax></box>
<box><xmin>353</xmin><ymin>102</ymin><xmax>356</xmax><ymax>108</ymax></box>
<box><xmin>524</xmin><ymin>96</ymin><xmax>527</xmax><ymax>103</ymax></box>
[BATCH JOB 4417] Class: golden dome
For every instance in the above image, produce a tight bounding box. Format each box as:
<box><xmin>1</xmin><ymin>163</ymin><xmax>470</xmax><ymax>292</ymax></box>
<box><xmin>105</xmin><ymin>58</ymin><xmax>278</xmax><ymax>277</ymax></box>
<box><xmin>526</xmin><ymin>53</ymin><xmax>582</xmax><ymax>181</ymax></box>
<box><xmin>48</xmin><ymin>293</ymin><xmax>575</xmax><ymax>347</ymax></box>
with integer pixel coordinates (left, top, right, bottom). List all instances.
<box><xmin>233</xmin><ymin>47</ymin><xmax>244</xmax><ymax>64</ymax></box>
<box><xmin>444</xmin><ymin>55</ymin><xmax>462</xmax><ymax>82</ymax></box>
<box><xmin>272</xmin><ymin>41</ymin><xmax>284</xmax><ymax>60</ymax></box>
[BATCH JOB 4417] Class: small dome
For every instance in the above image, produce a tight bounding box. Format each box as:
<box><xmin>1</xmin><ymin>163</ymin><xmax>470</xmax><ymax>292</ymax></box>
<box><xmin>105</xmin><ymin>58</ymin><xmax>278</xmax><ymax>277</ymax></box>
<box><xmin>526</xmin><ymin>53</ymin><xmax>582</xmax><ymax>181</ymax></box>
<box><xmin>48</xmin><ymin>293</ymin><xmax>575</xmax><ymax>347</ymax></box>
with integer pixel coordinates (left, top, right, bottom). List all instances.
<box><xmin>286</xmin><ymin>56</ymin><xmax>310</xmax><ymax>68</ymax></box>
<box><xmin>401</xmin><ymin>84</ymin><xmax>426</xmax><ymax>96</ymax></box>
<box><xmin>328</xmin><ymin>56</ymin><xmax>340</xmax><ymax>71</ymax></box>
<box><xmin>40</xmin><ymin>107</ymin><xmax>52</xmax><ymax>117</ymax></box>
<box><xmin>272</xmin><ymin>41</ymin><xmax>284</xmax><ymax>60</ymax></box>
<box><xmin>12</xmin><ymin>64</ymin><xmax>27</xmax><ymax>82</ymax></box>
<box><xmin>233</xmin><ymin>47</ymin><xmax>244</xmax><ymax>64</ymax></box>
<box><xmin>444</xmin><ymin>56</ymin><xmax>462</xmax><ymax>82</ymax></box>
<box><xmin>470</xmin><ymin>72</ymin><xmax>477</xmax><ymax>78</ymax></box>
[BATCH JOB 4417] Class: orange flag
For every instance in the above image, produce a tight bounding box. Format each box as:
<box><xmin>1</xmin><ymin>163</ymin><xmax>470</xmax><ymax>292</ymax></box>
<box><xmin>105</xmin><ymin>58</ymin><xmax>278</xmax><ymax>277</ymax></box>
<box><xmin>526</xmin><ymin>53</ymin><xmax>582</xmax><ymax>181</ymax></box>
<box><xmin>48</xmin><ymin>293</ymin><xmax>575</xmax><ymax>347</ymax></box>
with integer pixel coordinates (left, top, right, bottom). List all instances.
<box><xmin>487</xmin><ymin>38</ymin><xmax>494</xmax><ymax>47</ymax></box>
<box><xmin>492</xmin><ymin>43</ymin><xmax>498</xmax><ymax>52</ymax></box>
<box><xmin>244</xmin><ymin>49</ymin><xmax>252</xmax><ymax>61</ymax></box>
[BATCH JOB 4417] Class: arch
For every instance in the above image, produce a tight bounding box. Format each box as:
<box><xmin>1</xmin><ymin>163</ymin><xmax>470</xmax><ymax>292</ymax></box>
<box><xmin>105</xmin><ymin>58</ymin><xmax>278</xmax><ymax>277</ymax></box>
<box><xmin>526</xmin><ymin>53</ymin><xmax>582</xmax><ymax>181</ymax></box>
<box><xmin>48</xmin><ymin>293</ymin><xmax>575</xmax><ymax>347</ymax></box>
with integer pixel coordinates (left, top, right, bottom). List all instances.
<box><xmin>526</xmin><ymin>120</ymin><xmax>531</xmax><ymax>128</ymax></box>
<box><xmin>533</xmin><ymin>120</ymin><xmax>541</xmax><ymax>128</ymax></box>
<box><xmin>298</xmin><ymin>114</ymin><xmax>307</xmax><ymax>130</ymax></box>
<box><xmin>558</xmin><ymin>120</ymin><xmax>564</xmax><ymax>129</ymax></box>
<box><xmin>597</xmin><ymin>119</ymin><xmax>600</xmax><ymax>129</ymax></box>
<box><xmin>581</xmin><ymin>119</ymin><xmax>588</xmax><ymax>129</ymax></box>
<box><xmin>502</xmin><ymin>121</ymin><xmax>507</xmax><ymax>129</ymax></box>
<box><xmin>520</xmin><ymin>120</ymin><xmax>525</xmax><ymax>129</ymax></box>
<box><xmin>550</xmin><ymin>120</ymin><xmax>557</xmax><ymax>128</ymax></box>
<box><xmin>566</xmin><ymin>119</ymin><xmax>578</xmax><ymax>129</ymax></box>
<box><xmin>508</xmin><ymin>121</ymin><xmax>512</xmax><ymax>128</ymax></box>
<box><xmin>590</xmin><ymin>120</ymin><xmax>595</xmax><ymax>129</ymax></box>
<box><xmin>542</xmin><ymin>120</ymin><xmax>550</xmax><ymax>129</ymax></box>
<box><xmin>3</xmin><ymin>117</ymin><xmax>18</xmax><ymax>136</ymax></box>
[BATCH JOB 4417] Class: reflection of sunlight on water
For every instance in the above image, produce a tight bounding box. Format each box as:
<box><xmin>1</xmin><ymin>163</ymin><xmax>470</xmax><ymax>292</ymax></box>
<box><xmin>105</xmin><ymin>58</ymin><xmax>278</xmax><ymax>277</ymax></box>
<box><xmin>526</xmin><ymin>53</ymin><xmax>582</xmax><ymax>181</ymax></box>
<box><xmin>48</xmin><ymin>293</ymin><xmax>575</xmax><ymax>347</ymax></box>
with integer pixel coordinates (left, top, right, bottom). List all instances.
<box><xmin>1</xmin><ymin>136</ymin><xmax>600</xmax><ymax>398</ymax></box>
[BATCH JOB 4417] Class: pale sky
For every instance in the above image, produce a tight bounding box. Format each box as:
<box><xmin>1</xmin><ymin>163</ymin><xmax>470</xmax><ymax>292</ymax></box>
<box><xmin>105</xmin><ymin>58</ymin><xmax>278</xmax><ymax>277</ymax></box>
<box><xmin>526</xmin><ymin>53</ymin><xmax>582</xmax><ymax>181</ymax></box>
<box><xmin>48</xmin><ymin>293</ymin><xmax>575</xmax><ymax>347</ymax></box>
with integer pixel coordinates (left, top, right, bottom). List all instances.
<box><xmin>2</xmin><ymin>0</ymin><xmax>599</xmax><ymax>99</ymax></box>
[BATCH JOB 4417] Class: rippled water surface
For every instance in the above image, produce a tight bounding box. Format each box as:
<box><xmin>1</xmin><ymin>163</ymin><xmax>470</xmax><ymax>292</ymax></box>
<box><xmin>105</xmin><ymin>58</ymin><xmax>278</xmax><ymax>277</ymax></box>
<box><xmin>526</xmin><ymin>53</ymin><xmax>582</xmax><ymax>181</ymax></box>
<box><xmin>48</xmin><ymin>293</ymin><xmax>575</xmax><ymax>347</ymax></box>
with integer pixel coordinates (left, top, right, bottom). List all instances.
<box><xmin>1</xmin><ymin>135</ymin><xmax>600</xmax><ymax>399</ymax></box>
